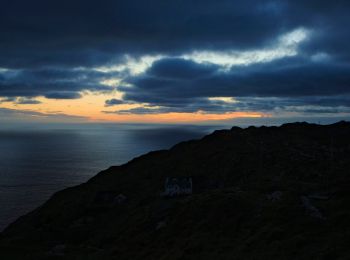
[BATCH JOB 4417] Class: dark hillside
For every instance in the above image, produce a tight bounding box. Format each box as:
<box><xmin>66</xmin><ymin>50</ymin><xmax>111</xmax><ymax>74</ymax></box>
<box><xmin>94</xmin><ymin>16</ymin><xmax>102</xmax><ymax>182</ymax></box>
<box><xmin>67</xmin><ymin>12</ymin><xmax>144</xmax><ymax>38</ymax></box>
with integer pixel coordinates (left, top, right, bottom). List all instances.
<box><xmin>1</xmin><ymin>122</ymin><xmax>350</xmax><ymax>259</ymax></box>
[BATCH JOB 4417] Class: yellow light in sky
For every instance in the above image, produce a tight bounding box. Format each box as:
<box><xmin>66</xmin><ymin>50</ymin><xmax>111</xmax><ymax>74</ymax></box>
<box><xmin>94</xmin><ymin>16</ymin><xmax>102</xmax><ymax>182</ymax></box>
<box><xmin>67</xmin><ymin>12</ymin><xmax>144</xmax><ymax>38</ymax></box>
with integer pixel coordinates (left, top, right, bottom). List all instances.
<box><xmin>1</xmin><ymin>91</ymin><xmax>265</xmax><ymax>123</ymax></box>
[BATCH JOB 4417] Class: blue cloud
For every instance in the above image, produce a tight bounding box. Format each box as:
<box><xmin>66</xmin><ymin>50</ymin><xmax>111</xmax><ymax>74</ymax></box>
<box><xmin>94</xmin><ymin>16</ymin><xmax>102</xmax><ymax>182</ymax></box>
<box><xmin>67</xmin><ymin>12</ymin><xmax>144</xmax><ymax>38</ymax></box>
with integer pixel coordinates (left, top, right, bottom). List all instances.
<box><xmin>104</xmin><ymin>98</ymin><xmax>129</xmax><ymax>107</ymax></box>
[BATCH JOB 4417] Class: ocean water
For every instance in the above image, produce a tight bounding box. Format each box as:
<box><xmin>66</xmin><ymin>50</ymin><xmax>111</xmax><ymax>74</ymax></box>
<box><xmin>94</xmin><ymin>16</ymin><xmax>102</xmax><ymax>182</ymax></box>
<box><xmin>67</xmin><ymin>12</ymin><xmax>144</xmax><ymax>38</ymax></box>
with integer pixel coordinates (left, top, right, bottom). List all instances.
<box><xmin>0</xmin><ymin>124</ymin><xmax>220</xmax><ymax>231</ymax></box>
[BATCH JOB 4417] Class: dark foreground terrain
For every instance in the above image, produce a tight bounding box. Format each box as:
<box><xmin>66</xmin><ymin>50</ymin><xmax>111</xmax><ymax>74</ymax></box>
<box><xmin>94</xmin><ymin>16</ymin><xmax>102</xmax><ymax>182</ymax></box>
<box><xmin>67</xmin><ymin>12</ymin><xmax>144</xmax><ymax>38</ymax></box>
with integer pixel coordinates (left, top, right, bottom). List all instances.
<box><xmin>1</xmin><ymin>122</ymin><xmax>350</xmax><ymax>259</ymax></box>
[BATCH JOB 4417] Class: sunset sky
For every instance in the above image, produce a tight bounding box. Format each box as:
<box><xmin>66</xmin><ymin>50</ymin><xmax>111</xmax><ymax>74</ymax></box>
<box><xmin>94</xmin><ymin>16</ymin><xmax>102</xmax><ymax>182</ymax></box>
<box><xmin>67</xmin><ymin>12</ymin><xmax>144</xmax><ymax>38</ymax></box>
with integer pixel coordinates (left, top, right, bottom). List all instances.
<box><xmin>1</xmin><ymin>1</ymin><xmax>350</xmax><ymax>124</ymax></box>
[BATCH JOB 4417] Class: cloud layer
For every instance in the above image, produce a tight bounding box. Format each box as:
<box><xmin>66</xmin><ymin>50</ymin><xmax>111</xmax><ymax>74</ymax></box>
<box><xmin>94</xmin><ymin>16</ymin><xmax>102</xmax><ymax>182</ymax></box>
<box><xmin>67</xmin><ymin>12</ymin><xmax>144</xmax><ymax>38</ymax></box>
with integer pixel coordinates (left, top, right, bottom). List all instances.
<box><xmin>1</xmin><ymin>0</ymin><xmax>350</xmax><ymax>118</ymax></box>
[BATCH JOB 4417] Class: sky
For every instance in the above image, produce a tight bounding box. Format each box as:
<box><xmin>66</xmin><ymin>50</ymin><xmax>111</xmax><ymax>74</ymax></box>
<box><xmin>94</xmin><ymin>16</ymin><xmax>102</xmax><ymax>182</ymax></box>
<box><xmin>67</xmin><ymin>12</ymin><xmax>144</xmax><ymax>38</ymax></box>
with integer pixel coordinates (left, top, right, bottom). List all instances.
<box><xmin>1</xmin><ymin>0</ymin><xmax>350</xmax><ymax>124</ymax></box>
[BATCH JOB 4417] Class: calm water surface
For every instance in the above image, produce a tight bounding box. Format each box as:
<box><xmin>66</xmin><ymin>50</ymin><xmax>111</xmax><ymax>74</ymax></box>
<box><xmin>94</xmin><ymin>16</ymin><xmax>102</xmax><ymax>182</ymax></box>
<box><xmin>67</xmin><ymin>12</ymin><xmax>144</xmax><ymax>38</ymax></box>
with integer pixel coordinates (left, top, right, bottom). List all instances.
<box><xmin>0</xmin><ymin>124</ymin><xmax>221</xmax><ymax>230</ymax></box>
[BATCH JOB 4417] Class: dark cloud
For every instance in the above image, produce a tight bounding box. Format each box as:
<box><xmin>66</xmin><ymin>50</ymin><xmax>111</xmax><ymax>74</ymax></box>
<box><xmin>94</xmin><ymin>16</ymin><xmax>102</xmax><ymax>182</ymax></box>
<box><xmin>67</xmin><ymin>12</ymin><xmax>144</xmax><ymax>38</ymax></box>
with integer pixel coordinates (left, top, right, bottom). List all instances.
<box><xmin>0</xmin><ymin>68</ymin><xmax>114</xmax><ymax>99</ymax></box>
<box><xmin>147</xmin><ymin>58</ymin><xmax>218</xmax><ymax>79</ymax></box>
<box><xmin>119</xmin><ymin>57</ymin><xmax>350</xmax><ymax>111</ymax></box>
<box><xmin>104</xmin><ymin>97</ymin><xmax>245</xmax><ymax>114</ymax></box>
<box><xmin>0</xmin><ymin>0</ymin><xmax>295</xmax><ymax>69</ymax></box>
<box><xmin>104</xmin><ymin>98</ymin><xmax>130</xmax><ymax>107</ymax></box>
<box><xmin>106</xmin><ymin>95</ymin><xmax>350</xmax><ymax>115</ymax></box>
<box><xmin>235</xmin><ymin>96</ymin><xmax>350</xmax><ymax>110</ymax></box>
<box><xmin>1</xmin><ymin>96</ymin><xmax>42</xmax><ymax>104</ymax></box>
<box><xmin>288</xmin><ymin>1</ymin><xmax>350</xmax><ymax>61</ymax></box>
<box><xmin>45</xmin><ymin>92</ymin><xmax>82</xmax><ymax>99</ymax></box>
<box><xmin>3</xmin><ymin>0</ymin><xmax>349</xmax><ymax>69</ymax></box>
<box><xmin>1</xmin><ymin>0</ymin><xmax>350</xmax><ymax>115</ymax></box>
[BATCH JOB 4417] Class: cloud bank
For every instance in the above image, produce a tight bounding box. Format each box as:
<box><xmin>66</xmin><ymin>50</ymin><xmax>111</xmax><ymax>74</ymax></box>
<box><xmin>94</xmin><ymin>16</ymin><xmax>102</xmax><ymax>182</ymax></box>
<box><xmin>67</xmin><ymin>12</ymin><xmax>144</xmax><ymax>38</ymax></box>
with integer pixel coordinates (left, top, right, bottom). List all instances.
<box><xmin>1</xmin><ymin>0</ymin><xmax>350</xmax><ymax>119</ymax></box>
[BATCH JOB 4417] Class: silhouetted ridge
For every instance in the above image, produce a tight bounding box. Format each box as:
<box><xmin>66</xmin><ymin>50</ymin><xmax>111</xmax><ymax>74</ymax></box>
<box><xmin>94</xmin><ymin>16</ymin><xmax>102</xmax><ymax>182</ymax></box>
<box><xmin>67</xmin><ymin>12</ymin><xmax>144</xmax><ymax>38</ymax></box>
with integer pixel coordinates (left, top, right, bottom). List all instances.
<box><xmin>1</xmin><ymin>122</ymin><xmax>350</xmax><ymax>259</ymax></box>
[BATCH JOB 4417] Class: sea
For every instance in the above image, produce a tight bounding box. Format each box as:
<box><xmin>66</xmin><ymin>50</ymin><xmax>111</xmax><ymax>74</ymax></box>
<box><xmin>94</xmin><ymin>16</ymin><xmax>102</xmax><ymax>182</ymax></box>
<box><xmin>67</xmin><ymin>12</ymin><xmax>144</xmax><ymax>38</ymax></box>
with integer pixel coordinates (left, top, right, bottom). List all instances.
<box><xmin>0</xmin><ymin>123</ymin><xmax>222</xmax><ymax>231</ymax></box>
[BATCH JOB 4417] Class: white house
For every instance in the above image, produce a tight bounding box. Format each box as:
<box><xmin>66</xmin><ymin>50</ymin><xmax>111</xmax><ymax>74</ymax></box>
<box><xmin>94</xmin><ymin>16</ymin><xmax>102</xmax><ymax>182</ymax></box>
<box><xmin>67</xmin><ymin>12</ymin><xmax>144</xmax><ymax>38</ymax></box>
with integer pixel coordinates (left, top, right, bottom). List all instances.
<box><xmin>163</xmin><ymin>177</ymin><xmax>192</xmax><ymax>197</ymax></box>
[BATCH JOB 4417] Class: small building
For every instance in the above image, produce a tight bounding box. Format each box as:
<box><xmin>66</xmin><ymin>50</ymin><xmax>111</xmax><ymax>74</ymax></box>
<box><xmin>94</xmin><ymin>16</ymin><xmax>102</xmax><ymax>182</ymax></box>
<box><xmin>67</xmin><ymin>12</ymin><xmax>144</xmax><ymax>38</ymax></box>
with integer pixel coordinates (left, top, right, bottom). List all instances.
<box><xmin>163</xmin><ymin>177</ymin><xmax>192</xmax><ymax>197</ymax></box>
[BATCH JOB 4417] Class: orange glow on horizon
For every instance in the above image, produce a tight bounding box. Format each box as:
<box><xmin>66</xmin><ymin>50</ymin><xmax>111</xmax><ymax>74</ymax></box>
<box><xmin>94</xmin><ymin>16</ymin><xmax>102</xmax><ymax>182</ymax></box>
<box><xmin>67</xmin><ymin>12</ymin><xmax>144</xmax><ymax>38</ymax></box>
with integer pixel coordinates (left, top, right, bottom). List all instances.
<box><xmin>95</xmin><ymin>111</ymin><xmax>264</xmax><ymax>123</ymax></box>
<box><xmin>0</xmin><ymin>92</ymin><xmax>267</xmax><ymax>123</ymax></box>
